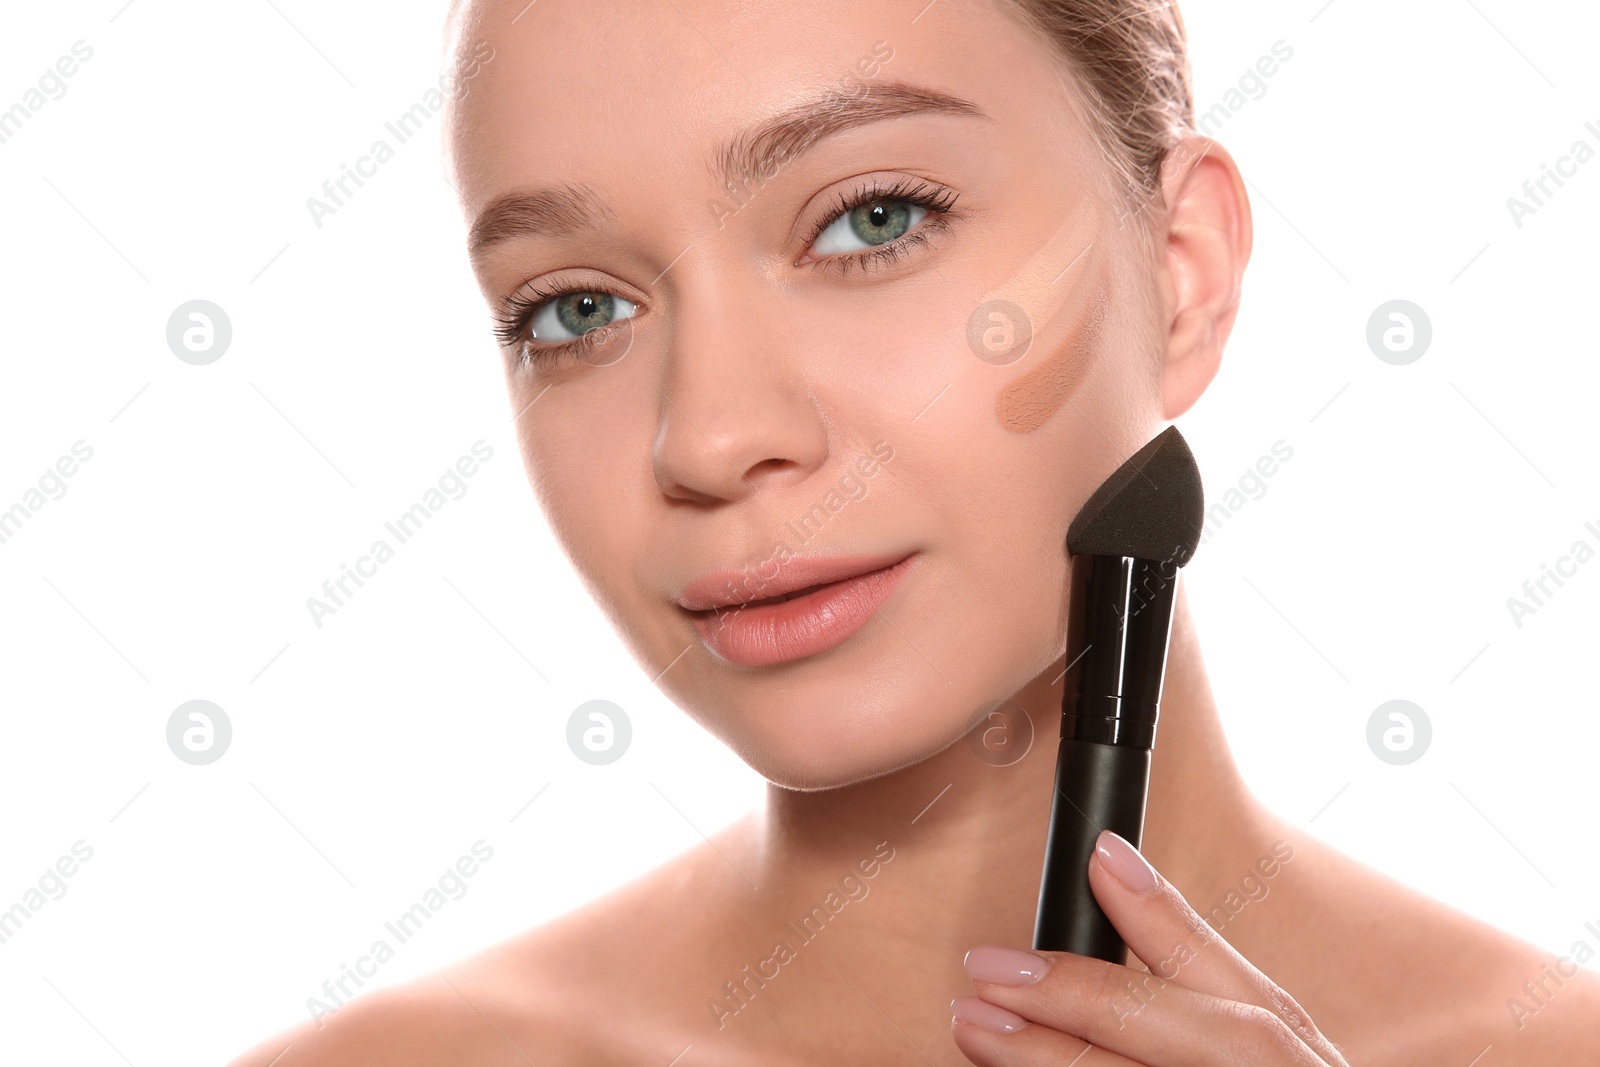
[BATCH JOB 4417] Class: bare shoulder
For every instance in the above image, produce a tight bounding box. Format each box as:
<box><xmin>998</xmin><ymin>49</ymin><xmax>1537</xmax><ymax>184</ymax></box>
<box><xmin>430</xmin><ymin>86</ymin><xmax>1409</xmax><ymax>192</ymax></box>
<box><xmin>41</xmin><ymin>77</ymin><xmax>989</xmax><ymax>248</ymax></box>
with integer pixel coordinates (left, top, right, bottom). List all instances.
<box><xmin>222</xmin><ymin>819</ymin><xmax>757</xmax><ymax>1066</ymax></box>
<box><xmin>1243</xmin><ymin>818</ymin><xmax>1600</xmax><ymax>1063</ymax></box>
<box><xmin>220</xmin><ymin>975</ymin><xmax>521</xmax><ymax>1067</ymax></box>
<box><xmin>1405</xmin><ymin>913</ymin><xmax>1600</xmax><ymax>1064</ymax></box>
<box><xmin>222</xmin><ymin>914</ymin><xmax>670</xmax><ymax>1066</ymax></box>
<box><xmin>1493</xmin><ymin>966</ymin><xmax>1600</xmax><ymax>1062</ymax></box>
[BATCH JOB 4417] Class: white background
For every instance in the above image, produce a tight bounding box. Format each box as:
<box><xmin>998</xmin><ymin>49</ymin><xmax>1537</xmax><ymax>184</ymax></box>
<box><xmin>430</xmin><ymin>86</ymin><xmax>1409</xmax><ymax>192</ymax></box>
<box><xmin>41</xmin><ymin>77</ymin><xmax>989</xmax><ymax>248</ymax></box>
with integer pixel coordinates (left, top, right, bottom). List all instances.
<box><xmin>2</xmin><ymin>1</ymin><xmax>1597</xmax><ymax>1063</ymax></box>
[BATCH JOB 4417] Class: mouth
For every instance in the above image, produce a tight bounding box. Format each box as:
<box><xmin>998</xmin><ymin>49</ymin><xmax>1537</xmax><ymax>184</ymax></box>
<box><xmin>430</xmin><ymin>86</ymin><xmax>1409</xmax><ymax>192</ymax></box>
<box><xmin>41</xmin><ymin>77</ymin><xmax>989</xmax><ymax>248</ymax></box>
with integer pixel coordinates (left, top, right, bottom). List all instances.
<box><xmin>725</xmin><ymin>580</ymin><xmax>837</xmax><ymax>609</ymax></box>
<box><xmin>676</xmin><ymin>551</ymin><xmax>917</xmax><ymax>613</ymax></box>
<box><xmin>677</xmin><ymin>552</ymin><xmax>919</xmax><ymax>668</ymax></box>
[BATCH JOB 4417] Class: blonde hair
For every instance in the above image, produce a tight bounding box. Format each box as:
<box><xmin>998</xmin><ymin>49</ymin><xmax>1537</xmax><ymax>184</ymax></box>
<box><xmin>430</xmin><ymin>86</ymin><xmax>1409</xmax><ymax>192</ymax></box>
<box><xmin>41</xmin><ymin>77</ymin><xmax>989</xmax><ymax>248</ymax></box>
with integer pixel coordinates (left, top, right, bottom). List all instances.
<box><xmin>997</xmin><ymin>0</ymin><xmax>1194</xmax><ymax>216</ymax></box>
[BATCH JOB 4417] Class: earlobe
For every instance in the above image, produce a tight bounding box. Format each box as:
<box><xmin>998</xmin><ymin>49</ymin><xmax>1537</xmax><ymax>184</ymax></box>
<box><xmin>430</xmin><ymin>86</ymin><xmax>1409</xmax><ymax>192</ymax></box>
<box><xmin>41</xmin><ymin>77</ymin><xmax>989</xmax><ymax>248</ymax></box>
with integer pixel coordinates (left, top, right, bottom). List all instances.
<box><xmin>1154</xmin><ymin>136</ymin><xmax>1253</xmax><ymax>420</ymax></box>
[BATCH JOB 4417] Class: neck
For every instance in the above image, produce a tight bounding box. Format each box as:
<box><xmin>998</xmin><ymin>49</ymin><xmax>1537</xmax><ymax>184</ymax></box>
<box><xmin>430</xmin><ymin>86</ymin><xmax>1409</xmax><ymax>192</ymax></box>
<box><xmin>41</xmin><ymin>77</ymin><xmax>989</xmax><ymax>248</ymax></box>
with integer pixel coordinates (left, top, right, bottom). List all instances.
<box><xmin>754</xmin><ymin>580</ymin><xmax>1271</xmax><ymax>964</ymax></box>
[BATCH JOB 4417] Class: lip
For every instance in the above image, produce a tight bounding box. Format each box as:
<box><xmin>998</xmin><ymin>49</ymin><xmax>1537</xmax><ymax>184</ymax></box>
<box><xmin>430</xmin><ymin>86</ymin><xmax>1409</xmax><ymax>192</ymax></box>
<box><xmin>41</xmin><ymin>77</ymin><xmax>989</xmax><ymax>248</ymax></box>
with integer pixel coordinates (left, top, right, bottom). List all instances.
<box><xmin>676</xmin><ymin>552</ymin><xmax>917</xmax><ymax>612</ymax></box>
<box><xmin>680</xmin><ymin>552</ymin><xmax>918</xmax><ymax>668</ymax></box>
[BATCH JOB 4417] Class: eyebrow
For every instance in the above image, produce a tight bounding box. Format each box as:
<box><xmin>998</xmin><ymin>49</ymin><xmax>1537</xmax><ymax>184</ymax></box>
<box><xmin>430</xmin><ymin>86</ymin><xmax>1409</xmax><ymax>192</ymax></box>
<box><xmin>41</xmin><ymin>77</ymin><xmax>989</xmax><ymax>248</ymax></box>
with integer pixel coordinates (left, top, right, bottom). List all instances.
<box><xmin>466</xmin><ymin>81</ymin><xmax>990</xmax><ymax>264</ymax></box>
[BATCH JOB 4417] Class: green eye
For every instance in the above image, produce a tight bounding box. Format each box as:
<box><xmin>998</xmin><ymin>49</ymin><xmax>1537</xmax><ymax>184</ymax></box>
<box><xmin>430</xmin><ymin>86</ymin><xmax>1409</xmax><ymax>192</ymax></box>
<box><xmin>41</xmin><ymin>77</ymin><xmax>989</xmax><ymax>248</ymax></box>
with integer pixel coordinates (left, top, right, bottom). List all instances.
<box><xmin>532</xmin><ymin>291</ymin><xmax>637</xmax><ymax>344</ymax></box>
<box><xmin>813</xmin><ymin>199</ymin><xmax>927</xmax><ymax>257</ymax></box>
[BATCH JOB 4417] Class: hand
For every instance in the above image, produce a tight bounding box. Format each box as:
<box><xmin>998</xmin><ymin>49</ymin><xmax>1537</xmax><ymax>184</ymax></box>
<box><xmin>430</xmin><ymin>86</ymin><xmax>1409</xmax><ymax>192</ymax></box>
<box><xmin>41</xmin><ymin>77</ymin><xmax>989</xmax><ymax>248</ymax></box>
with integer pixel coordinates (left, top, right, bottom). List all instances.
<box><xmin>950</xmin><ymin>830</ymin><xmax>1349</xmax><ymax>1066</ymax></box>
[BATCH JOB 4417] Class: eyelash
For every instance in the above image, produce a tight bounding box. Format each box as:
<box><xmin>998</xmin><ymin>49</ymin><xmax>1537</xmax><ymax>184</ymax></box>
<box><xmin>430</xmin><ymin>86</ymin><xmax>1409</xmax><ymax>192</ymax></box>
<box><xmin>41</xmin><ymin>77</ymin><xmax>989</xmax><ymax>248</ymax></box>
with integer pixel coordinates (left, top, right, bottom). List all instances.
<box><xmin>493</xmin><ymin>175</ymin><xmax>962</xmax><ymax>369</ymax></box>
<box><xmin>799</xmin><ymin>176</ymin><xmax>962</xmax><ymax>275</ymax></box>
<box><xmin>492</xmin><ymin>281</ymin><xmax>597</xmax><ymax>354</ymax></box>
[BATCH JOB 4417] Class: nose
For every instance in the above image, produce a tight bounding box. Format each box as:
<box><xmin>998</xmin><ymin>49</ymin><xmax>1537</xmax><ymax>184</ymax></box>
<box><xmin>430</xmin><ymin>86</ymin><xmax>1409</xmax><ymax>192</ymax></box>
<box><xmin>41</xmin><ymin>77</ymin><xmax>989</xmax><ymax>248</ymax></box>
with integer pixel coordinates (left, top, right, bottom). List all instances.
<box><xmin>651</xmin><ymin>263</ymin><xmax>828</xmax><ymax>505</ymax></box>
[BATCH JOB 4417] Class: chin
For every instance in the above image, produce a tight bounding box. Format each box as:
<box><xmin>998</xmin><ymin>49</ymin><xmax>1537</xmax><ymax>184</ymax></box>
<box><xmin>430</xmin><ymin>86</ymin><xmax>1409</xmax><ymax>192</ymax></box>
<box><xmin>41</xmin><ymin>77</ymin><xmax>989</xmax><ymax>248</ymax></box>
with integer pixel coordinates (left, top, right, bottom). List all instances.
<box><xmin>737</xmin><ymin>729</ymin><xmax>958</xmax><ymax>793</ymax></box>
<box><xmin>629</xmin><ymin>551</ymin><xmax>1070</xmax><ymax>790</ymax></box>
<box><xmin>675</xmin><ymin>661</ymin><xmax>1020</xmax><ymax>793</ymax></box>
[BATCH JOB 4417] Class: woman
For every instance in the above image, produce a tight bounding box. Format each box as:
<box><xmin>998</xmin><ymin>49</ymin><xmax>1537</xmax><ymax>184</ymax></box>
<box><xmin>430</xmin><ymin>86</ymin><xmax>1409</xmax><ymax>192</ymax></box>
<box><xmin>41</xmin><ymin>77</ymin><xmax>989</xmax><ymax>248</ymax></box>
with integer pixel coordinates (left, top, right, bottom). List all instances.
<box><xmin>229</xmin><ymin>0</ymin><xmax>1599</xmax><ymax>1062</ymax></box>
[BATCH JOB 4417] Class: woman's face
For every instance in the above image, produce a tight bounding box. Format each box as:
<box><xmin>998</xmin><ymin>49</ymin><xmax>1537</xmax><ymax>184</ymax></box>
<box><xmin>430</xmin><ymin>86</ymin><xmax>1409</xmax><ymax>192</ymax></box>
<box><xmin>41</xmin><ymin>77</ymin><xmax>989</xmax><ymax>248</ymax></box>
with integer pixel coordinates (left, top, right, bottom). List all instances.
<box><xmin>451</xmin><ymin>0</ymin><xmax>1170</xmax><ymax>790</ymax></box>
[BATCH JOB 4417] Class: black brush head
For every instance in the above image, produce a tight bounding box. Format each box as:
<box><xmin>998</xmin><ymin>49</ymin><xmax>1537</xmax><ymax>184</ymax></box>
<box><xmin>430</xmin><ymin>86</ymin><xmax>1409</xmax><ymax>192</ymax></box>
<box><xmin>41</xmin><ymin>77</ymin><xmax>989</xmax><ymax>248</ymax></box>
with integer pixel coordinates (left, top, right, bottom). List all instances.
<box><xmin>1066</xmin><ymin>425</ymin><xmax>1205</xmax><ymax>566</ymax></box>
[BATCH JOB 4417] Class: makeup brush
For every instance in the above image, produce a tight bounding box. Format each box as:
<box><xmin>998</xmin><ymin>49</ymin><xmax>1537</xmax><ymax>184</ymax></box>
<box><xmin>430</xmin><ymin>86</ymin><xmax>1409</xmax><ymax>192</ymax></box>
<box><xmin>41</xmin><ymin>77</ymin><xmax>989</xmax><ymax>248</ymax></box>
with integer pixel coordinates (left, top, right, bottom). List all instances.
<box><xmin>1033</xmin><ymin>425</ymin><xmax>1205</xmax><ymax>961</ymax></box>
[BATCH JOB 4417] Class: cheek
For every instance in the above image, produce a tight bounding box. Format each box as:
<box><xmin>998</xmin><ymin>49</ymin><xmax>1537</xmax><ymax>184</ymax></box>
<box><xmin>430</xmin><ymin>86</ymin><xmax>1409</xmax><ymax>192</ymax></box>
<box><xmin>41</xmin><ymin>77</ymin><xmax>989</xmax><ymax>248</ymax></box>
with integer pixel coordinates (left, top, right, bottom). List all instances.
<box><xmin>799</xmin><ymin>289</ymin><xmax>969</xmax><ymax>425</ymax></box>
<box><xmin>905</xmin><ymin>279</ymin><xmax>1131</xmax><ymax>658</ymax></box>
<box><xmin>514</xmin><ymin>405</ymin><xmax>646</xmax><ymax>604</ymax></box>
<box><xmin>995</xmin><ymin>279</ymin><xmax>1110</xmax><ymax>434</ymax></box>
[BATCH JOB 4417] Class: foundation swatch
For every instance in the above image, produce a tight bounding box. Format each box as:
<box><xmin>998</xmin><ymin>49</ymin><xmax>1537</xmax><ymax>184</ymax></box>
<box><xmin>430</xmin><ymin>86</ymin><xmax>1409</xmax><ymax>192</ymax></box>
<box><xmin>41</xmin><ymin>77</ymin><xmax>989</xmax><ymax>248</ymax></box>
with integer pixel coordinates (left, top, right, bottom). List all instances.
<box><xmin>995</xmin><ymin>278</ymin><xmax>1108</xmax><ymax>433</ymax></box>
<box><xmin>964</xmin><ymin>193</ymin><xmax>1108</xmax><ymax>434</ymax></box>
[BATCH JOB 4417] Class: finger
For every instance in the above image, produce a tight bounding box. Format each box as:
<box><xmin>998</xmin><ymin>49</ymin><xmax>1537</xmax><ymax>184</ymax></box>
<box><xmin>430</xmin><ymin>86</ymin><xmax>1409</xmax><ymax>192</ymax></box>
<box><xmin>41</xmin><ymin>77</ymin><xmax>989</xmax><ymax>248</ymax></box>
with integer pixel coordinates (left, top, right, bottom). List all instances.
<box><xmin>963</xmin><ymin>948</ymin><xmax>1329</xmax><ymax>1067</ymax></box>
<box><xmin>1085</xmin><ymin>830</ymin><xmax>1347</xmax><ymax>1065</ymax></box>
<box><xmin>951</xmin><ymin>995</ymin><xmax>1144</xmax><ymax>1067</ymax></box>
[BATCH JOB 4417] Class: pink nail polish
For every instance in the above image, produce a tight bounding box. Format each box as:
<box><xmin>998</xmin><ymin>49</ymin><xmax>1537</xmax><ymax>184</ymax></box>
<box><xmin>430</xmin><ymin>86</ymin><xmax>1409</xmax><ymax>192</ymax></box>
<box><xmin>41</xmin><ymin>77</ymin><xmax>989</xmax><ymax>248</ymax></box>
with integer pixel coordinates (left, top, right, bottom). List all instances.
<box><xmin>963</xmin><ymin>945</ymin><xmax>1050</xmax><ymax>985</ymax></box>
<box><xmin>951</xmin><ymin>995</ymin><xmax>1030</xmax><ymax>1034</ymax></box>
<box><xmin>1095</xmin><ymin>829</ymin><xmax>1159</xmax><ymax>894</ymax></box>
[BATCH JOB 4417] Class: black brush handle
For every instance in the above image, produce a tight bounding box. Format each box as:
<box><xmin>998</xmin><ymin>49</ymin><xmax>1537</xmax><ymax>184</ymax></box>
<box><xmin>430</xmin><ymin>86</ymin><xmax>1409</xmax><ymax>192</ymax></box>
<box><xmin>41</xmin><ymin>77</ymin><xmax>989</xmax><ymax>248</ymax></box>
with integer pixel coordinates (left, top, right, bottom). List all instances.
<box><xmin>1032</xmin><ymin>737</ymin><xmax>1150</xmax><ymax>960</ymax></box>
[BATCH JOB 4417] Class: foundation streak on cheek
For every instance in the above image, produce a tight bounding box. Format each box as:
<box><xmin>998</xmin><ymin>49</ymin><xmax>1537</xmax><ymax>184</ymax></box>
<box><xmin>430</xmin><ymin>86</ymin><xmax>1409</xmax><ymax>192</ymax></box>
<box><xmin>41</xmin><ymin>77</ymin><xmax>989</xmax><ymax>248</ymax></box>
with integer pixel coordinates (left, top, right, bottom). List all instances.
<box><xmin>995</xmin><ymin>280</ymin><xmax>1109</xmax><ymax>434</ymax></box>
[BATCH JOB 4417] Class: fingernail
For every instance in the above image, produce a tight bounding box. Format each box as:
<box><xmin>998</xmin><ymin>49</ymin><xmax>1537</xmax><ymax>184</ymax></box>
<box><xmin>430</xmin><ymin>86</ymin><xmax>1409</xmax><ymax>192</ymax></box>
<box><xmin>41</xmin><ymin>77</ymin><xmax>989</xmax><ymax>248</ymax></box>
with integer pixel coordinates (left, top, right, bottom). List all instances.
<box><xmin>1095</xmin><ymin>829</ymin><xmax>1159</xmax><ymax>894</ymax></box>
<box><xmin>963</xmin><ymin>945</ymin><xmax>1050</xmax><ymax>985</ymax></box>
<box><xmin>951</xmin><ymin>995</ymin><xmax>1030</xmax><ymax>1034</ymax></box>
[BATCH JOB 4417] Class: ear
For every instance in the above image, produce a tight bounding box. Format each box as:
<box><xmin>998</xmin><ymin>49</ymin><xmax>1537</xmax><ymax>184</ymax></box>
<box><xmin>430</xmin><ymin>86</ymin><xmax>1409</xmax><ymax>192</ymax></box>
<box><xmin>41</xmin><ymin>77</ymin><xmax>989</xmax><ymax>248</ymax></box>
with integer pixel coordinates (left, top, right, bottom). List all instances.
<box><xmin>1152</xmin><ymin>135</ymin><xmax>1252</xmax><ymax>420</ymax></box>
